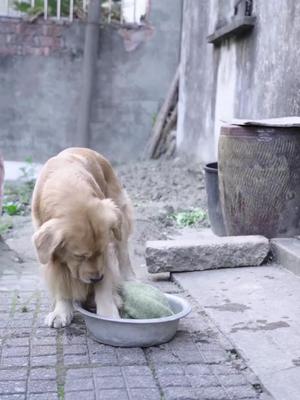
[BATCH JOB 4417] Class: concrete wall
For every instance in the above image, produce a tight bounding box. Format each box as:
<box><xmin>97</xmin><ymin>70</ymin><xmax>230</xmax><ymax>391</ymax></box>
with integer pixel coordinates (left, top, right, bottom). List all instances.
<box><xmin>177</xmin><ymin>0</ymin><xmax>300</xmax><ymax>161</ymax></box>
<box><xmin>0</xmin><ymin>0</ymin><xmax>182</xmax><ymax>162</ymax></box>
<box><xmin>90</xmin><ymin>0</ymin><xmax>182</xmax><ymax>161</ymax></box>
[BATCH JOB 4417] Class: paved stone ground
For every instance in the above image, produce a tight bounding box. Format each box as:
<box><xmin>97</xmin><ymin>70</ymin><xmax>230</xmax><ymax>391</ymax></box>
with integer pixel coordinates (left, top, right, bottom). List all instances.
<box><xmin>0</xmin><ymin>235</ymin><xmax>273</xmax><ymax>400</ymax></box>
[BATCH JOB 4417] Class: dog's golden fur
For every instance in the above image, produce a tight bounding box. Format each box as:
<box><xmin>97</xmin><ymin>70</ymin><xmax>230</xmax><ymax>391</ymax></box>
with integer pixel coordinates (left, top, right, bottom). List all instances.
<box><xmin>32</xmin><ymin>148</ymin><xmax>135</xmax><ymax>328</ymax></box>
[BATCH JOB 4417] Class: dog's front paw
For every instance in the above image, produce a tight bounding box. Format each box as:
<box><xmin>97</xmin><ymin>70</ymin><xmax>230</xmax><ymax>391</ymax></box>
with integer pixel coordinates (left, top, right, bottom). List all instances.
<box><xmin>45</xmin><ymin>310</ymin><xmax>73</xmax><ymax>328</ymax></box>
<box><xmin>97</xmin><ymin>303</ymin><xmax>120</xmax><ymax>319</ymax></box>
<box><xmin>45</xmin><ymin>301</ymin><xmax>73</xmax><ymax>328</ymax></box>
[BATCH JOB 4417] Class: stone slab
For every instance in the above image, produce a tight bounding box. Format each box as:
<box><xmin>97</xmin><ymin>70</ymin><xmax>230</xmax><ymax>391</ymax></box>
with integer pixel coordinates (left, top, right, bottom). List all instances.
<box><xmin>146</xmin><ymin>234</ymin><xmax>269</xmax><ymax>273</ymax></box>
<box><xmin>173</xmin><ymin>264</ymin><xmax>300</xmax><ymax>400</ymax></box>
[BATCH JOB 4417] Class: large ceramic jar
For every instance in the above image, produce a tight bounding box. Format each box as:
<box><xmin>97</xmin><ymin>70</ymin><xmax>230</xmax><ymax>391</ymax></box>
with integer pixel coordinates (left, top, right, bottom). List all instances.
<box><xmin>218</xmin><ymin>125</ymin><xmax>300</xmax><ymax>238</ymax></box>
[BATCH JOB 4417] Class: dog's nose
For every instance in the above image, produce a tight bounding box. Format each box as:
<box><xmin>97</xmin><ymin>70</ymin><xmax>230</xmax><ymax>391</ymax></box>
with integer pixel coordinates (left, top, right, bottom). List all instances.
<box><xmin>90</xmin><ymin>275</ymin><xmax>104</xmax><ymax>284</ymax></box>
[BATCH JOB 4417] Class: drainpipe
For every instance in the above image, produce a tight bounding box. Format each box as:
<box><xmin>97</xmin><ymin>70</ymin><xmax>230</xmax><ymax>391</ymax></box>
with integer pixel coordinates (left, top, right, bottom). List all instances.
<box><xmin>75</xmin><ymin>0</ymin><xmax>101</xmax><ymax>147</ymax></box>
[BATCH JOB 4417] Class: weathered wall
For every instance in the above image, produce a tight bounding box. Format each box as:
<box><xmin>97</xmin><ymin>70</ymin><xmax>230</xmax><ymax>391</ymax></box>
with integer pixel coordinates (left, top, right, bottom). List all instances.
<box><xmin>0</xmin><ymin>0</ymin><xmax>182</xmax><ymax>162</ymax></box>
<box><xmin>90</xmin><ymin>0</ymin><xmax>182</xmax><ymax>161</ymax></box>
<box><xmin>0</xmin><ymin>19</ymin><xmax>84</xmax><ymax>160</ymax></box>
<box><xmin>178</xmin><ymin>0</ymin><xmax>300</xmax><ymax>161</ymax></box>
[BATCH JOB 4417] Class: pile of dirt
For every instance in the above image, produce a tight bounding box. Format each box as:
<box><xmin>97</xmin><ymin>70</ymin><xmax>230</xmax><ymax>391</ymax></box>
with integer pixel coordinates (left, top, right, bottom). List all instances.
<box><xmin>116</xmin><ymin>158</ymin><xmax>209</xmax><ymax>270</ymax></box>
<box><xmin>117</xmin><ymin>157</ymin><xmax>207</xmax><ymax>210</ymax></box>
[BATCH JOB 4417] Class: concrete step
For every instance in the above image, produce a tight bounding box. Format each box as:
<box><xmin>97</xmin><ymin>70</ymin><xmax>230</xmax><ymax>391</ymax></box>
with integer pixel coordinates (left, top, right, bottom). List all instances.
<box><xmin>271</xmin><ymin>238</ymin><xmax>300</xmax><ymax>276</ymax></box>
<box><xmin>146</xmin><ymin>230</ymin><xmax>269</xmax><ymax>273</ymax></box>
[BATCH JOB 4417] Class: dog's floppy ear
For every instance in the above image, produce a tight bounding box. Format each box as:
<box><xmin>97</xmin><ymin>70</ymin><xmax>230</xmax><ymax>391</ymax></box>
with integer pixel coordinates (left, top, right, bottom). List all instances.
<box><xmin>32</xmin><ymin>219</ymin><xmax>64</xmax><ymax>264</ymax></box>
<box><xmin>101</xmin><ymin>199</ymin><xmax>122</xmax><ymax>241</ymax></box>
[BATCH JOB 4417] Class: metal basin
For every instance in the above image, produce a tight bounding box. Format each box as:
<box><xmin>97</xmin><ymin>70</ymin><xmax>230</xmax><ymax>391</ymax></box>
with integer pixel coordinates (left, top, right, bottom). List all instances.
<box><xmin>74</xmin><ymin>294</ymin><xmax>191</xmax><ymax>347</ymax></box>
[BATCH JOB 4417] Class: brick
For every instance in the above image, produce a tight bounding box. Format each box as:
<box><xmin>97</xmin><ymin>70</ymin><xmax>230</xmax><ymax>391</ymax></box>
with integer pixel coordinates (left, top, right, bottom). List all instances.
<box><xmin>130</xmin><ymin>388</ymin><xmax>161</xmax><ymax>400</ymax></box>
<box><xmin>64</xmin><ymin>354</ymin><xmax>89</xmax><ymax>365</ymax></box>
<box><xmin>201</xmin><ymin>350</ymin><xmax>229</xmax><ymax>364</ymax></box>
<box><xmin>163</xmin><ymin>386</ymin><xmax>198</xmax><ymax>400</ymax></box>
<box><xmin>0</xmin><ymin>395</ymin><xmax>25</xmax><ymax>400</ymax></box>
<box><xmin>148</xmin><ymin>349</ymin><xmax>178</xmax><ymax>364</ymax></box>
<box><xmin>0</xmin><ymin>23</ymin><xmax>15</xmax><ymax>34</ymax></box>
<box><xmin>41</xmin><ymin>24</ymin><xmax>62</xmax><ymax>37</ymax></box>
<box><xmin>123</xmin><ymin>365</ymin><xmax>152</xmax><ymax>376</ymax></box>
<box><xmin>32</xmin><ymin>337</ymin><xmax>56</xmax><ymax>346</ymax></box>
<box><xmin>43</xmin><ymin>46</ymin><xmax>51</xmax><ymax>56</ymax></box>
<box><xmin>218</xmin><ymin>374</ymin><xmax>248</xmax><ymax>386</ymax></box>
<box><xmin>88</xmin><ymin>341</ymin><xmax>115</xmax><ymax>354</ymax></box>
<box><xmin>2</xmin><ymin>346</ymin><xmax>29</xmax><ymax>357</ymax></box>
<box><xmin>97</xmin><ymin>389</ymin><xmax>128</xmax><ymax>400</ymax></box>
<box><xmin>6</xmin><ymin>338</ymin><xmax>29</xmax><ymax>347</ymax></box>
<box><xmin>0</xmin><ymin>369</ymin><xmax>27</xmax><ymax>380</ymax></box>
<box><xmin>95</xmin><ymin>376</ymin><xmax>125</xmax><ymax>389</ymax></box>
<box><xmin>65</xmin><ymin>392</ymin><xmax>95</xmax><ymax>400</ymax></box>
<box><xmin>155</xmin><ymin>364</ymin><xmax>185</xmax><ymax>376</ymax></box>
<box><xmin>30</xmin><ymin>368</ymin><xmax>56</xmax><ymax>380</ymax></box>
<box><xmin>66</xmin><ymin>368</ymin><xmax>92</xmax><ymax>379</ymax></box>
<box><xmin>196</xmin><ymin>386</ymin><xmax>228</xmax><ymax>399</ymax></box>
<box><xmin>28</xmin><ymin>380</ymin><xmax>57</xmax><ymax>393</ymax></box>
<box><xmin>35</xmin><ymin>329</ymin><xmax>57</xmax><ymax>338</ymax></box>
<box><xmin>157</xmin><ymin>374</ymin><xmax>191</xmax><ymax>388</ymax></box>
<box><xmin>24</xmin><ymin>47</ymin><xmax>43</xmax><ymax>57</ymax></box>
<box><xmin>126</xmin><ymin>374</ymin><xmax>156</xmax><ymax>388</ymax></box>
<box><xmin>175</xmin><ymin>350</ymin><xmax>204</xmax><ymax>364</ymax></box>
<box><xmin>0</xmin><ymin>319</ymin><xmax>8</xmax><ymax>328</ymax></box>
<box><xmin>39</xmin><ymin>36</ymin><xmax>54</xmax><ymax>47</ymax></box>
<box><xmin>184</xmin><ymin>364</ymin><xmax>212</xmax><ymax>376</ymax></box>
<box><xmin>197</xmin><ymin>342</ymin><xmax>226</xmax><ymax>352</ymax></box>
<box><xmin>210</xmin><ymin>365</ymin><xmax>240</xmax><ymax>375</ymax></box>
<box><xmin>52</xmin><ymin>37</ymin><xmax>63</xmax><ymax>50</ymax></box>
<box><xmin>31</xmin><ymin>355</ymin><xmax>57</xmax><ymax>367</ymax></box>
<box><xmin>188</xmin><ymin>375</ymin><xmax>219</xmax><ymax>388</ymax></box>
<box><xmin>4</xmin><ymin>327</ymin><xmax>31</xmax><ymax>336</ymax></box>
<box><xmin>0</xmin><ymin>380</ymin><xmax>26</xmax><ymax>394</ymax></box>
<box><xmin>63</xmin><ymin>344</ymin><xmax>88</xmax><ymax>355</ymax></box>
<box><xmin>14</xmin><ymin>310</ymin><xmax>34</xmax><ymax>324</ymax></box>
<box><xmin>146</xmin><ymin>235</ymin><xmax>269</xmax><ymax>273</ymax></box>
<box><xmin>31</xmin><ymin>346</ymin><xmax>56</xmax><ymax>356</ymax></box>
<box><xmin>5</xmin><ymin>34</ymin><xmax>16</xmax><ymax>45</ymax></box>
<box><xmin>226</xmin><ymin>385</ymin><xmax>258</xmax><ymax>398</ymax></box>
<box><xmin>8</xmin><ymin>319</ymin><xmax>33</xmax><ymax>328</ymax></box>
<box><xmin>1</xmin><ymin>357</ymin><xmax>29</xmax><ymax>367</ymax></box>
<box><xmin>64</xmin><ymin>391</ymin><xmax>94</xmax><ymax>400</ymax></box>
<box><xmin>93</xmin><ymin>366</ymin><xmax>122</xmax><ymax>377</ymax></box>
<box><xmin>90</xmin><ymin>351</ymin><xmax>118</xmax><ymax>365</ymax></box>
<box><xmin>116</xmin><ymin>348</ymin><xmax>147</xmax><ymax>366</ymax></box>
<box><xmin>169</xmin><ymin>340</ymin><xmax>198</xmax><ymax>352</ymax></box>
<box><xmin>29</xmin><ymin>394</ymin><xmax>58</xmax><ymax>400</ymax></box>
<box><xmin>0</xmin><ymin>307</ymin><xmax>9</xmax><ymax>313</ymax></box>
<box><xmin>65</xmin><ymin>377</ymin><xmax>94</xmax><ymax>392</ymax></box>
<box><xmin>63</xmin><ymin>335</ymin><xmax>86</xmax><ymax>345</ymax></box>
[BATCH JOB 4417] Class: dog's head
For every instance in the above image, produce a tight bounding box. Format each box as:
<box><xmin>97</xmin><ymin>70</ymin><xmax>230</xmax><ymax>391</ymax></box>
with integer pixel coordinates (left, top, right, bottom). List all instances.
<box><xmin>32</xmin><ymin>198</ymin><xmax>122</xmax><ymax>283</ymax></box>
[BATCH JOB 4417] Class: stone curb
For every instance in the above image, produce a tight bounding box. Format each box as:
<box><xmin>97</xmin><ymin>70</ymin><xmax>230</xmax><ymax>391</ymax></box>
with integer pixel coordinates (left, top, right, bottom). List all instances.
<box><xmin>146</xmin><ymin>235</ymin><xmax>270</xmax><ymax>273</ymax></box>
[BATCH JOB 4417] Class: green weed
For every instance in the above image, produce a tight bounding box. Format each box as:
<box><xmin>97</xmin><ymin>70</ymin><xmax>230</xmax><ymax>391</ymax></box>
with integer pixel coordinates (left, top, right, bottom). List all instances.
<box><xmin>3</xmin><ymin>202</ymin><xmax>22</xmax><ymax>216</ymax></box>
<box><xmin>171</xmin><ymin>209</ymin><xmax>207</xmax><ymax>227</ymax></box>
<box><xmin>57</xmin><ymin>385</ymin><xmax>65</xmax><ymax>400</ymax></box>
<box><xmin>1</xmin><ymin>157</ymin><xmax>36</xmax><ymax>218</ymax></box>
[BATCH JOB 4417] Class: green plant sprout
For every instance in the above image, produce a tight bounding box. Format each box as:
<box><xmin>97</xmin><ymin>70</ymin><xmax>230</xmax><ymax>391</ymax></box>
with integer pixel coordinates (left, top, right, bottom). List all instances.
<box><xmin>171</xmin><ymin>209</ymin><xmax>207</xmax><ymax>227</ymax></box>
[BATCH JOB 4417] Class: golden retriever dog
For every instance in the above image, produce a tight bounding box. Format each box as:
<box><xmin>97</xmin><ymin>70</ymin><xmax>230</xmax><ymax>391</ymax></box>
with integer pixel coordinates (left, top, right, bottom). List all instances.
<box><xmin>31</xmin><ymin>148</ymin><xmax>135</xmax><ymax>328</ymax></box>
